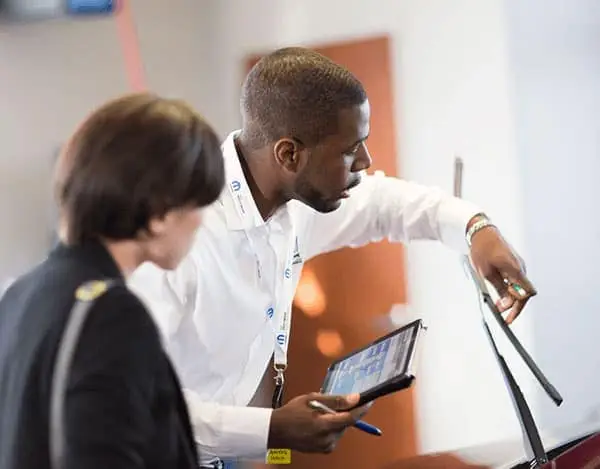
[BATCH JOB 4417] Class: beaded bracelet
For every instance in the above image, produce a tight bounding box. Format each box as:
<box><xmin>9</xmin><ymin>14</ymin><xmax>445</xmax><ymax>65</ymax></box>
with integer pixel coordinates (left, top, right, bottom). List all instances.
<box><xmin>466</xmin><ymin>217</ymin><xmax>494</xmax><ymax>247</ymax></box>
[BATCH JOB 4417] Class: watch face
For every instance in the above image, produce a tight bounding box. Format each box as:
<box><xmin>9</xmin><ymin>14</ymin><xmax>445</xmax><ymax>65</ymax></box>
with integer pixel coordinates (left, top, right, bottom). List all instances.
<box><xmin>66</xmin><ymin>0</ymin><xmax>115</xmax><ymax>14</ymax></box>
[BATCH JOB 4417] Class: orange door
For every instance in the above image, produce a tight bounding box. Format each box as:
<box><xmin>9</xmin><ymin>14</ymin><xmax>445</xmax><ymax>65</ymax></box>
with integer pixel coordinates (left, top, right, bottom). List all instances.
<box><xmin>246</xmin><ymin>36</ymin><xmax>416</xmax><ymax>469</ymax></box>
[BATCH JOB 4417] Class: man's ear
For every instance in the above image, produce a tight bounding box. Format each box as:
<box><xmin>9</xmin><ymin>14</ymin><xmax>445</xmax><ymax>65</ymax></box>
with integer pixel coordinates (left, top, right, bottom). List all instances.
<box><xmin>273</xmin><ymin>138</ymin><xmax>305</xmax><ymax>173</ymax></box>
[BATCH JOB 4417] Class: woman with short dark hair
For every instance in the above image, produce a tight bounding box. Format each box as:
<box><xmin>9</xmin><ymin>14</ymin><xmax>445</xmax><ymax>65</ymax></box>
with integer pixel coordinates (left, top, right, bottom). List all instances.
<box><xmin>0</xmin><ymin>93</ymin><xmax>225</xmax><ymax>469</ymax></box>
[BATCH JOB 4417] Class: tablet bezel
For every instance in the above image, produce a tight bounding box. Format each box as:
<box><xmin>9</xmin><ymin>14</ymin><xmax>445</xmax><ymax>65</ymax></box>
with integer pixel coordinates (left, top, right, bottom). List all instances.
<box><xmin>320</xmin><ymin>318</ymin><xmax>426</xmax><ymax>408</ymax></box>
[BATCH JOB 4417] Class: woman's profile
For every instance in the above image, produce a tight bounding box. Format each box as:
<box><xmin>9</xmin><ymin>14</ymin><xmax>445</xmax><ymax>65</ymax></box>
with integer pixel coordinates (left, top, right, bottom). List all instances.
<box><xmin>0</xmin><ymin>93</ymin><xmax>225</xmax><ymax>469</ymax></box>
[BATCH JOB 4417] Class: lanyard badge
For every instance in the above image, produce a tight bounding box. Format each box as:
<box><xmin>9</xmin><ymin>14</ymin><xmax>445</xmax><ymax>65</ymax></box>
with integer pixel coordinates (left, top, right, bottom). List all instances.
<box><xmin>268</xmin><ymin>364</ymin><xmax>291</xmax><ymax>465</ymax></box>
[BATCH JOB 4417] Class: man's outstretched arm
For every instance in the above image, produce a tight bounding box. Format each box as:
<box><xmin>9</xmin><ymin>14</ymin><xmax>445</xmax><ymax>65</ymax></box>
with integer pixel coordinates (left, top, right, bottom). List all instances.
<box><xmin>303</xmin><ymin>173</ymin><xmax>536</xmax><ymax>322</ymax></box>
<box><xmin>303</xmin><ymin>173</ymin><xmax>481</xmax><ymax>257</ymax></box>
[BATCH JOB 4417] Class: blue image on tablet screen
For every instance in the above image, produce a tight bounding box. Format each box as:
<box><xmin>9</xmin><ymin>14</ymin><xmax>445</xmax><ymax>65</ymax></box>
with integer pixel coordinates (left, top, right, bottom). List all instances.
<box><xmin>328</xmin><ymin>338</ymin><xmax>392</xmax><ymax>395</ymax></box>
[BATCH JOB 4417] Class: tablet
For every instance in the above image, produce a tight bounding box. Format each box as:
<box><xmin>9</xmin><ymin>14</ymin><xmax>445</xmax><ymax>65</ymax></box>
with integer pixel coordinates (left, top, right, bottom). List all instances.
<box><xmin>321</xmin><ymin>319</ymin><xmax>425</xmax><ymax>408</ymax></box>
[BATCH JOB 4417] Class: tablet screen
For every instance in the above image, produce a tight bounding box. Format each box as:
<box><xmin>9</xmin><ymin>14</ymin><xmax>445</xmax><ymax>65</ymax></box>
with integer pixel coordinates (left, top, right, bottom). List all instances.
<box><xmin>322</xmin><ymin>321</ymin><xmax>421</xmax><ymax>396</ymax></box>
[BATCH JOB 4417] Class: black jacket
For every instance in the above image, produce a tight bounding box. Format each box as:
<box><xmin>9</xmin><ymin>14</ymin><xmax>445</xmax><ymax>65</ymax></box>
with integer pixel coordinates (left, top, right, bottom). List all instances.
<box><xmin>0</xmin><ymin>242</ymin><xmax>198</xmax><ymax>469</ymax></box>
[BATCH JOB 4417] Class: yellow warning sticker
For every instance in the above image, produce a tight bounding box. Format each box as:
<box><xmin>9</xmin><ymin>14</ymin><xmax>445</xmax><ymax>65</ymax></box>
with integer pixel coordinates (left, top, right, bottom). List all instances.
<box><xmin>266</xmin><ymin>449</ymin><xmax>291</xmax><ymax>464</ymax></box>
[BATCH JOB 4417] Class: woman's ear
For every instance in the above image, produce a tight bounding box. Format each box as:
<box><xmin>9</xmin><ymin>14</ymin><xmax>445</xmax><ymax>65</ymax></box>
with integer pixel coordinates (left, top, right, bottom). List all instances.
<box><xmin>146</xmin><ymin>215</ymin><xmax>169</xmax><ymax>238</ymax></box>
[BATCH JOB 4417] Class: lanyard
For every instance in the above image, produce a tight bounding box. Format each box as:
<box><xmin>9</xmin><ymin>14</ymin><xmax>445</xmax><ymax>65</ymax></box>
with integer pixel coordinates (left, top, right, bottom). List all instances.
<box><xmin>227</xmin><ymin>171</ymin><xmax>296</xmax><ymax>408</ymax></box>
<box><xmin>270</xmin><ymin>233</ymin><xmax>295</xmax><ymax>409</ymax></box>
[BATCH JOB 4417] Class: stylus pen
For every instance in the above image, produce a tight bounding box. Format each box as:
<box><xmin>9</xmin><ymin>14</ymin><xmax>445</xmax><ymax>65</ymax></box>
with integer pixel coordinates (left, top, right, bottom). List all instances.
<box><xmin>308</xmin><ymin>400</ymin><xmax>382</xmax><ymax>437</ymax></box>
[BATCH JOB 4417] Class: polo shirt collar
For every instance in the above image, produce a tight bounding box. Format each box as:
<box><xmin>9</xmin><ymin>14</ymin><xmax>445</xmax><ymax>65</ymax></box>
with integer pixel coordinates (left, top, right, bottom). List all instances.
<box><xmin>220</xmin><ymin>130</ymin><xmax>289</xmax><ymax>231</ymax></box>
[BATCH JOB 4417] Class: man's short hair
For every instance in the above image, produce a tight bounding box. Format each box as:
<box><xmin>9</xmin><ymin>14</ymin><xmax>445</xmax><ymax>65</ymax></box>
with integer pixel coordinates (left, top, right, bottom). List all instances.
<box><xmin>55</xmin><ymin>93</ymin><xmax>225</xmax><ymax>244</ymax></box>
<box><xmin>240</xmin><ymin>47</ymin><xmax>367</xmax><ymax>148</ymax></box>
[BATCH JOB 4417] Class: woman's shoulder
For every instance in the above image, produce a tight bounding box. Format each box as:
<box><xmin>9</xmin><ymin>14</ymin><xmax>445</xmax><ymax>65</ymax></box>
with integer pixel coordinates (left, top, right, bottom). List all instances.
<box><xmin>75</xmin><ymin>279</ymin><xmax>141</xmax><ymax>308</ymax></box>
<box><xmin>82</xmin><ymin>280</ymin><xmax>162</xmax><ymax>345</ymax></box>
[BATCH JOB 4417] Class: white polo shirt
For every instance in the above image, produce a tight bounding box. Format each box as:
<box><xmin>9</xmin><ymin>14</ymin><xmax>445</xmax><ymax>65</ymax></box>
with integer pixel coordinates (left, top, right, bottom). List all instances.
<box><xmin>128</xmin><ymin>131</ymin><xmax>482</xmax><ymax>464</ymax></box>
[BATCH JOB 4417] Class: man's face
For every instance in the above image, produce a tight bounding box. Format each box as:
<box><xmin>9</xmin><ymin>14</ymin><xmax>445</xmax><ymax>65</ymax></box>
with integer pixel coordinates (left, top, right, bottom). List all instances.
<box><xmin>289</xmin><ymin>101</ymin><xmax>372</xmax><ymax>213</ymax></box>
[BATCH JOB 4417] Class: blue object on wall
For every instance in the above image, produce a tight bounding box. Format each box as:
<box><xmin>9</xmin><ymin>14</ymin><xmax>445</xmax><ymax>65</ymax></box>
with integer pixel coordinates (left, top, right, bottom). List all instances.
<box><xmin>66</xmin><ymin>0</ymin><xmax>116</xmax><ymax>14</ymax></box>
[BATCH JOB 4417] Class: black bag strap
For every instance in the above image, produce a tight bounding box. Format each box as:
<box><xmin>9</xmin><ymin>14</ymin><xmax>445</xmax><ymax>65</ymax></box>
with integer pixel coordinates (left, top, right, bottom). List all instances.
<box><xmin>49</xmin><ymin>279</ymin><xmax>117</xmax><ymax>469</ymax></box>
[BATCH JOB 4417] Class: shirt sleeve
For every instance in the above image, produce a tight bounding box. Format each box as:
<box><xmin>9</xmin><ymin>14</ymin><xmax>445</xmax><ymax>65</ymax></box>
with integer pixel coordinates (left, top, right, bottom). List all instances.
<box><xmin>63</xmin><ymin>287</ymin><xmax>162</xmax><ymax>469</ymax></box>
<box><xmin>184</xmin><ymin>389</ymin><xmax>273</xmax><ymax>464</ymax></box>
<box><xmin>129</xmin><ymin>258</ymin><xmax>273</xmax><ymax>463</ymax></box>
<box><xmin>303</xmin><ymin>173</ymin><xmax>484</xmax><ymax>259</ymax></box>
<box><xmin>128</xmin><ymin>255</ymin><xmax>198</xmax><ymax>342</ymax></box>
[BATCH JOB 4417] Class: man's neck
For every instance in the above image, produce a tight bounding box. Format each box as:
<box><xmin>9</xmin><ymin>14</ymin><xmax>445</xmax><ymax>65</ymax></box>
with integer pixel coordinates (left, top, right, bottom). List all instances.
<box><xmin>235</xmin><ymin>135</ymin><xmax>286</xmax><ymax>220</ymax></box>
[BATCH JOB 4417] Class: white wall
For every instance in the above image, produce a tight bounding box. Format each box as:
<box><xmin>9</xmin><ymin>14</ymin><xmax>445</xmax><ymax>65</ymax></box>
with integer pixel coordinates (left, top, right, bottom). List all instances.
<box><xmin>0</xmin><ymin>0</ymin><xmax>213</xmax><ymax>283</ymax></box>
<box><xmin>205</xmin><ymin>0</ymin><xmax>533</xmax><ymax>454</ymax></box>
<box><xmin>0</xmin><ymin>16</ymin><xmax>126</xmax><ymax>281</ymax></box>
<box><xmin>505</xmin><ymin>0</ymin><xmax>600</xmax><ymax>431</ymax></box>
<box><xmin>130</xmin><ymin>0</ymin><xmax>216</xmax><ymax>127</ymax></box>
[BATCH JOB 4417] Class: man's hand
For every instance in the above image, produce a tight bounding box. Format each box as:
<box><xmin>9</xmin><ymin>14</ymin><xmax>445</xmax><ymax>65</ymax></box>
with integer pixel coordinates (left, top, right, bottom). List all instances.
<box><xmin>268</xmin><ymin>392</ymin><xmax>369</xmax><ymax>454</ymax></box>
<box><xmin>469</xmin><ymin>221</ymin><xmax>537</xmax><ymax>324</ymax></box>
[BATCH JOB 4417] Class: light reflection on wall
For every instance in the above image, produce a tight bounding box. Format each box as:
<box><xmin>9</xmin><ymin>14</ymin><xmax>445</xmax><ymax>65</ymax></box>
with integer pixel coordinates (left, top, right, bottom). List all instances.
<box><xmin>294</xmin><ymin>267</ymin><xmax>345</xmax><ymax>357</ymax></box>
<box><xmin>294</xmin><ymin>267</ymin><xmax>326</xmax><ymax>317</ymax></box>
<box><xmin>316</xmin><ymin>329</ymin><xmax>344</xmax><ymax>357</ymax></box>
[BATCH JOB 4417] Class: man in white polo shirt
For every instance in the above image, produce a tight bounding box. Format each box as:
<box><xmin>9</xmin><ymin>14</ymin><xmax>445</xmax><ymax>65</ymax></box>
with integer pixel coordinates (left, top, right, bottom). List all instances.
<box><xmin>129</xmin><ymin>47</ymin><xmax>536</xmax><ymax>468</ymax></box>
